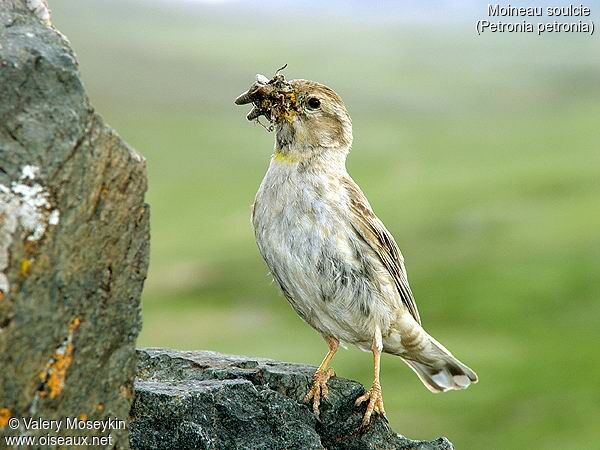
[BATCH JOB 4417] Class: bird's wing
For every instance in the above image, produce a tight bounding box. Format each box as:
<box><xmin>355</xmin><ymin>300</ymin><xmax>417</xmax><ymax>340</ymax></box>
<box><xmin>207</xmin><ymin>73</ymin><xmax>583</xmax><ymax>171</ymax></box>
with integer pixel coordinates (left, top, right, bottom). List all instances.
<box><xmin>342</xmin><ymin>176</ymin><xmax>421</xmax><ymax>325</ymax></box>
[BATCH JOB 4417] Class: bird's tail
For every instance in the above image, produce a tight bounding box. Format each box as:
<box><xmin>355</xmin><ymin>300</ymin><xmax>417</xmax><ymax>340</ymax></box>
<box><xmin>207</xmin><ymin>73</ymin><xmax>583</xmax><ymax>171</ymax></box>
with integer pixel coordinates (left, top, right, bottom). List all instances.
<box><xmin>398</xmin><ymin>334</ymin><xmax>478</xmax><ymax>393</ymax></box>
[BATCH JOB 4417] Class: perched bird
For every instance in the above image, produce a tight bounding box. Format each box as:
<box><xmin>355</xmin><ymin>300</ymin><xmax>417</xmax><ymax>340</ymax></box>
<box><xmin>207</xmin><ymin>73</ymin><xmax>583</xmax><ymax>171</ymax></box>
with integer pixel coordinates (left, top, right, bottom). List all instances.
<box><xmin>235</xmin><ymin>71</ymin><xmax>478</xmax><ymax>426</ymax></box>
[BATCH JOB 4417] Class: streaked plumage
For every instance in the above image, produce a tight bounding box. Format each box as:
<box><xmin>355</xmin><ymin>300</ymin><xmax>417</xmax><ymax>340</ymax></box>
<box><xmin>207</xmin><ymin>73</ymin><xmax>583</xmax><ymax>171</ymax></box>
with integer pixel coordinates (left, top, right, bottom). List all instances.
<box><xmin>236</xmin><ymin>75</ymin><xmax>477</xmax><ymax>426</ymax></box>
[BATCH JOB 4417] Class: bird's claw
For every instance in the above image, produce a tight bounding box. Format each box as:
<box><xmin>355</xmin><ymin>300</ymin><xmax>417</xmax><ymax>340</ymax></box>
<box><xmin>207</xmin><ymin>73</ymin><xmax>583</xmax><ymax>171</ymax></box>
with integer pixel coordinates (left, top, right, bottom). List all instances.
<box><xmin>355</xmin><ymin>382</ymin><xmax>386</xmax><ymax>427</ymax></box>
<box><xmin>304</xmin><ymin>367</ymin><xmax>335</xmax><ymax>416</ymax></box>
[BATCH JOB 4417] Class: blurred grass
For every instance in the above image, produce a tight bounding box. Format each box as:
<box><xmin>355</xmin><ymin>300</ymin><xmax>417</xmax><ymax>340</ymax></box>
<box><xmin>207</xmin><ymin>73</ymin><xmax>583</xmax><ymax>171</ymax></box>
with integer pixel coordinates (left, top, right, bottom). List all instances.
<box><xmin>51</xmin><ymin>1</ymin><xmax>600</xmax><ymax>448</ymax></box>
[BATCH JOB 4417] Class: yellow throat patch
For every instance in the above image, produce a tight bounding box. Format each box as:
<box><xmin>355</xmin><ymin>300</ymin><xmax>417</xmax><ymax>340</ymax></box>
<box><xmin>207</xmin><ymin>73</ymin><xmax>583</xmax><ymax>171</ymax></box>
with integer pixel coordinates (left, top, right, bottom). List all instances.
<box><xmin>273</xmin><ymin>150</ymin><xmax>300</xmax><ymax>163</ymax></box>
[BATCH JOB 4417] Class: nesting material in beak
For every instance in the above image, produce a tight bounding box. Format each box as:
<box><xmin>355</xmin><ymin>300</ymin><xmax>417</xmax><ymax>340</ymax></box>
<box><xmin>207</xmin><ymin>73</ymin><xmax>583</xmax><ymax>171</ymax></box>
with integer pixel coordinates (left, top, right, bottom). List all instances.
<box><xmin>235</xmin><ymin>68</ymin><xmax>298</xmax><ymax>127</ymax></box>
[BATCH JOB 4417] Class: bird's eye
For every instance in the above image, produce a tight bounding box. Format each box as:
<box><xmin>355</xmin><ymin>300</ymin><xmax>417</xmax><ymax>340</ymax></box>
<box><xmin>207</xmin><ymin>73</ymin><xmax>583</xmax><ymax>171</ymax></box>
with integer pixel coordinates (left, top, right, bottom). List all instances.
<box><xmin>307</xmin><ymin>97</ymin><xmax>321</xmax><ymax>109</ymax></box>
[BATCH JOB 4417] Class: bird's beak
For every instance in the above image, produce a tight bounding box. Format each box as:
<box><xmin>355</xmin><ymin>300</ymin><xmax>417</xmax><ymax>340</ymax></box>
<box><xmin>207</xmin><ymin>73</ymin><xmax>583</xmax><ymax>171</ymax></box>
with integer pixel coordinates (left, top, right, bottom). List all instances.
<box><xmin>235</xmin><ymin>74</ymin><xmax>274</xmax><ymax>121</ymax></box>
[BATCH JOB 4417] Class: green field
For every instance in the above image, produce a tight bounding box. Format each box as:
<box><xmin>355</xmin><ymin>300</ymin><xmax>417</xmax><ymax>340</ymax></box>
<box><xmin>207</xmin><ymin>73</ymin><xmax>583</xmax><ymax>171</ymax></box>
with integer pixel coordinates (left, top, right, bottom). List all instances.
<box><xmin>52</xmin><ymin>1</ymin><xmax>600</xmax><ymax>448</ymax></box>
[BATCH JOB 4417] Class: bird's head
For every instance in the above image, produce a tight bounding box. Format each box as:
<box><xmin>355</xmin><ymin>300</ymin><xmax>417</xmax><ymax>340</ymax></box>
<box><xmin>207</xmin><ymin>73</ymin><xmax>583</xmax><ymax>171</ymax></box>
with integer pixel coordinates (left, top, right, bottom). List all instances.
<box><xmin>235</xmin><ymin>70</ymin><xmax>353</xmax><ymax>162</ymax></box>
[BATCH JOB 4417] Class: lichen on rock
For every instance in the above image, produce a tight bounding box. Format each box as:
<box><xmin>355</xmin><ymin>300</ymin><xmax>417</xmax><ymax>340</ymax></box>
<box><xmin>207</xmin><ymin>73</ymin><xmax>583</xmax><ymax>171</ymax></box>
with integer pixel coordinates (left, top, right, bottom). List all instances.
<box><xmin>0</xmin><ymin>408</ymin><xmax>10</xmax><ymax>429</ymax></box>
<box><xmin>0</xmin><ymin>165</ymin><xmax>59</xmax><ymax>293</ymax></box>
<box><xmin>37</xmin><ymin>317</ymin><xmax>81</xmax><ymax>400</ymax></box>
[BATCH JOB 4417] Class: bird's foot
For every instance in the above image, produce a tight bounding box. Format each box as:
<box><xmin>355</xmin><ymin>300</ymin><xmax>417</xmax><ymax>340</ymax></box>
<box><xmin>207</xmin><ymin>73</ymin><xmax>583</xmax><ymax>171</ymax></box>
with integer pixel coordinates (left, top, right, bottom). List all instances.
<box><xmin>355</xmin><ymin>381</ymin><xmax>386</xmax><ymax>427</ymax></box>
<box><xmin>304</xmin><ymin>367</ymin><xmax>335</xmax><ymax>416</ymax></box>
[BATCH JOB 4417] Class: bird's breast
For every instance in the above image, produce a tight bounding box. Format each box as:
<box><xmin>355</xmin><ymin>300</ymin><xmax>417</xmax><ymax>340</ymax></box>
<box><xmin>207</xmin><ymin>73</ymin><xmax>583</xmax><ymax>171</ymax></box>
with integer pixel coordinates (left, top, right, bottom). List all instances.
<box><xmin>252</xmin><ymin>160</ymin><xmax>392</xmax><ymax>344</ymax></box>
<box><xmin>253</xmin><ymin>161</ymin><xmax>349</xmax><ymax>262</ymax></box>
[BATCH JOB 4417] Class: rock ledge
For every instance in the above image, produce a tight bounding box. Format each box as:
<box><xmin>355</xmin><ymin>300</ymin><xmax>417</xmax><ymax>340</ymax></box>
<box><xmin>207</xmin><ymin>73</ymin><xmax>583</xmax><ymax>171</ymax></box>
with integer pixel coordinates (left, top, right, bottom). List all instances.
<box><xmin>130</xmin><ymin>348</ymin><xmax>454</xmax><ymax>450</ymax></box>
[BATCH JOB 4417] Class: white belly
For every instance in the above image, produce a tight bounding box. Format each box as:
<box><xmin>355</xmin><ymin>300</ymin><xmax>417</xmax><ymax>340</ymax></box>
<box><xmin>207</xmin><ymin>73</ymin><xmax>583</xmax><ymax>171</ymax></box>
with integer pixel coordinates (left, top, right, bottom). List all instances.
<box><xmin>252</xmin><ymin>161</ymin><xmax>395</xmax><ymax>346</ymax></box>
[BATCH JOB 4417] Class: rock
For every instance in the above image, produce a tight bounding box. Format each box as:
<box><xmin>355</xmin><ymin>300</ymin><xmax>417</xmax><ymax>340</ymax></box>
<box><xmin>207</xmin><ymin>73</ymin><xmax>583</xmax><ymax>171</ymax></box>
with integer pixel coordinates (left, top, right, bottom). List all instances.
<box><xmin>131</xmin><ymin>349</ymin><xmax>454</xmax><ymax>450</ymax></box>
<box><xmin>0</xmin><ymin>2</ymin><xmax>149</xmax><ymax>448</ymax></box>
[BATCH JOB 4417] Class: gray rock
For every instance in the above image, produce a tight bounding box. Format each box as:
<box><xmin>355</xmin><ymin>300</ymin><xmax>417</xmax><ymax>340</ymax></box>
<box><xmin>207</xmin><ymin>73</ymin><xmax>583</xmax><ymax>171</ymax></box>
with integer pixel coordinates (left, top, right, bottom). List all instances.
<box><xmin>0</xmin><ymin>2</ymin><xmax>149</xmax><ymax>448</ymax></box>
<box><xmin>131</xmin><ymin>349</ymin><xmax>454</xmax><ymax>450</ymax></box>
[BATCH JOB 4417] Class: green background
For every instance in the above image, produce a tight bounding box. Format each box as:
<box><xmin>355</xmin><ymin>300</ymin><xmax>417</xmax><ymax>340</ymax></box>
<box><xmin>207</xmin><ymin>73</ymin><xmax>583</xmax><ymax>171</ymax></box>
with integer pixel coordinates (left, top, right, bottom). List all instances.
<box><xmin>51</xmin><ymin>1</ymin><xmax>600</xmax><ymax>448</ymax></box>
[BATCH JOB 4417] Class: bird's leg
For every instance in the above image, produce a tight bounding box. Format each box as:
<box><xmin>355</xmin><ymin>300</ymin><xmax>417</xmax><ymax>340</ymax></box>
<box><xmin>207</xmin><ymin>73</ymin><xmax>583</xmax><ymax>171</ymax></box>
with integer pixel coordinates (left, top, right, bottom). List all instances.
<box><xmin>304</xmin><ymin>336</ymin><xmax>339</xmax><ymax>416</ymax></box>
<box><xmin>355</xmin><ymin>328</ymin><xmax>386</xmax><ymax>427</ymax></box>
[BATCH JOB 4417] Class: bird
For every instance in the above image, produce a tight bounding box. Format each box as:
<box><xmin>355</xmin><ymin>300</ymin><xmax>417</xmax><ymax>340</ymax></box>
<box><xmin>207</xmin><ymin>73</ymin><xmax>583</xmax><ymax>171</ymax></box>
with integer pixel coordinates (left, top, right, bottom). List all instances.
<box><xmin>235</xmin><ymin>70</ymin><xmax>478</xmax><ymax>427</ymax></box>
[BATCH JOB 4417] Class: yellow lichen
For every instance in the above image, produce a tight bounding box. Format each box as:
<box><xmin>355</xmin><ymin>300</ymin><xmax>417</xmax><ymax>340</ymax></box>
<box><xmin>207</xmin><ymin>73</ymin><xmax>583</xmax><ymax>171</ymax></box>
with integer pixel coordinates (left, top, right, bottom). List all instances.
<box><xmin>0</xmin><ymin>408</ymin><xmax>11</xmax><ymax>428</ymax></box>
<box><xmin>20</xmin><ymin>258</ymin><xmax>32</xmax><ymax>276</ymax></box>
<box><xmin>38</xmin><ymin>342</ymin><xmax>74</xmax><ymax>399</ymax></box>
<box><xmin>38</xmin><ymin>317</ymin><xmax>81</xmax><ymax>399</ymax></box>
<box><xmin>95</xmin><ymin>403</ymin><xmax>104</xmax><ymax>412</ymax></box>
<box><xmin>69</xmin><ymin>317</ymin><xmax>81</xmax><ymax>332</ymax></box>
<box><xmin>79</xmin><ymin>413</ymin><xmax>87</xmax><ymax>421</ymax></box>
